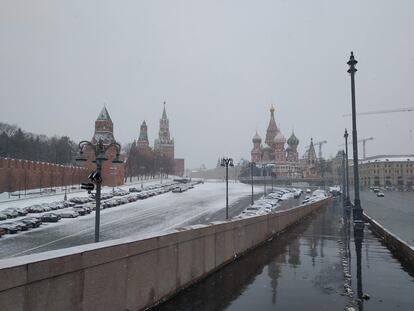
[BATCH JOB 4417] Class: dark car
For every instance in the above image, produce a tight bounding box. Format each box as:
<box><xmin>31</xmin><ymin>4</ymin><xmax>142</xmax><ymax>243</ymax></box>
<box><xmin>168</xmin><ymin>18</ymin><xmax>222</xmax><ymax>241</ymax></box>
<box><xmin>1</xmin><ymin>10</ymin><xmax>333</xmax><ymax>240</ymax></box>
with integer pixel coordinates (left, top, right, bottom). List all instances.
<box><xmin>41</xmin><ymin>213</ymin><xmax>60</xmax><ymax>223</ymax></box>
<box><xmin>73</xmin><ymin>207</ymin><xmax>89</xmax><ymax>216</ymax></box>
<box><xmin>13</xmin><ymin>221</ymin><xmax>29</xmax><ymax>231</ymax></box>
<box><xmin>0</xmin><ymin>227</ymin><xmax>6</xmax><ymax>237</ymax></box>
<box><xmin>21</xmin><ymin>217</ymin><xmax>42</xmax><ymax>228</ymax></box>
<box><xmin>0</xmin><ymin>223</ymin><xmax>20</xmax><ymax>234</ymax></box>
<box><xmin>62</xmin><ymin>201</ymin><xmax>76</xmax><ymax>207</ymax></box>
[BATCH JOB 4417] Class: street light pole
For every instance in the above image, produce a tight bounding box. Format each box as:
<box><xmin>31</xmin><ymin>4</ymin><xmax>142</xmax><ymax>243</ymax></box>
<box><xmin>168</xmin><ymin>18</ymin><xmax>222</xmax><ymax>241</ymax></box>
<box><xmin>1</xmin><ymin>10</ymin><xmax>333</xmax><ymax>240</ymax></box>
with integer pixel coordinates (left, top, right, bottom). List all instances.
<box><xmin>262</xmin><ymin>164</ymin><xmax>267</xmax><ymax>196</ymax></box>
<box><xmin>347</xmin><ymin>51</ymin><xmax>363</xmax><ymax>222</ymax></box>
<box><xmin>75</xmin><ymin>138</ymin><xmax>123</xmax><ymax>243</ymax></box>
<box><xmin>221</xmin><ymin>157</ymin><xmax>234</xmax><ymax>220</ymax></box>
<box><xmin>249</xmin><ymin>162</ymin><xmax>255</xmax><ymax>205</ymax></box>
<box><xmin>344</xmin><ymin>129</ymin><xmax>350</xmax><ymax>205</ymax></box>
<box><xmin>341</xmin><ymin>150</ymin><xmax>346</xmax><ymax>203</ymax></box>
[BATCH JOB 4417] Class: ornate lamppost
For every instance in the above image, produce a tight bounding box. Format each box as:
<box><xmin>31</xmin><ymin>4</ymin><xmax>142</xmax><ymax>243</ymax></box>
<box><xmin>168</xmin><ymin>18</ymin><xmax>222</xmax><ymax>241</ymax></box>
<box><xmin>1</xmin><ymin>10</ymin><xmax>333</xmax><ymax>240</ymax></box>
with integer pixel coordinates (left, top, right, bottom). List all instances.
<box><xmin>248</xmin><ymin>162</ymin><xmax>255</xmax><ymax>205</ymax></box>
<box><xmin>140</xmin><ymin>166</ymin><xmax>146</xmax><ymax>189</ymax></box>
<box><xmin>262</xmin><ymin>164</ymin><xmax>268</xmax><ymax>196</ymax></box>
<box><xmin>75</xmin><ymin>138</ymin><xmax>123</xmax><ymax>242</ymax></box>
<box><xmin>347</xmin><ymin>51</ymin><xmax>364</xmax><ymax>223</ymax></box>
<box><xmin>221</xmin><ymin>157</ymin><xmax>234</xmax><ymax>220</ymax></box>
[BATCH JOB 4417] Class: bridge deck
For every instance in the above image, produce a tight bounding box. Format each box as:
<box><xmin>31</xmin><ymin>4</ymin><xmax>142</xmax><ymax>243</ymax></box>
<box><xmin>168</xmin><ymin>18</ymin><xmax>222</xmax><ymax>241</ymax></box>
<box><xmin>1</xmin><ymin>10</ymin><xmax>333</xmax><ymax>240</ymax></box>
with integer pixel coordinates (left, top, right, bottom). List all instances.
<box><xmin>155</xmin><ymin>199</ymin><xmax>414</xmax><ymax>311</ymax></box>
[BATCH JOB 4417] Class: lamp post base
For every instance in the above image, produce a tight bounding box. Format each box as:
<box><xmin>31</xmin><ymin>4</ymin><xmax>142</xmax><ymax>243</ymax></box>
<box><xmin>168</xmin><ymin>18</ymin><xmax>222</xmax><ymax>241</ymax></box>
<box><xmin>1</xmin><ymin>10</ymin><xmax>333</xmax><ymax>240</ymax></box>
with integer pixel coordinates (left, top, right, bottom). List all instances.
<box><xmin>353</xmin><ymin>201</ymin><xmax>364</xmax><ymax>223</ymax></box>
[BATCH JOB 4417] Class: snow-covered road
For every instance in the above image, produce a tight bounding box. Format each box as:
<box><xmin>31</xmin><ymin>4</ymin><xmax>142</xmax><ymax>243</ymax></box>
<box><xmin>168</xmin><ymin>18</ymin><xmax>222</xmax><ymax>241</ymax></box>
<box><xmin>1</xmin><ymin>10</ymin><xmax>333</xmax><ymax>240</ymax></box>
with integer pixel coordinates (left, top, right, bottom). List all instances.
<box><xmin>0</xmin><ymin>182</ymin><xmax>259</xmax><ymax>259</ymax></box>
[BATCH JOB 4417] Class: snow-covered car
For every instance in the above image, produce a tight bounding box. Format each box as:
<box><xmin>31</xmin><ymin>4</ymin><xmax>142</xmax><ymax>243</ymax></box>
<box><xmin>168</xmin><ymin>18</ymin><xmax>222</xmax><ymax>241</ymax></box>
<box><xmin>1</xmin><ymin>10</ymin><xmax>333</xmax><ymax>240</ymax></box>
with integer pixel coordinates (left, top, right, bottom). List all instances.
<box><xmin>20</xmin><ymin>217</ymin><xmax>42</xmax><ymax>228</ymax></box>
<box><xmin>0</xmin><ymin>213</ymin><xmax>7</xmax><ymax>221</ymax></box>
<box><xmin>26</xmin><ymin>204</ymin><xmax>44</xmax><ymax>213</ymax></box>
<box><xmin>377</xmin><ymin>192</ymin><xmax>385</xmax><ymax>197</ymax></box>
<box><xmin>41</xmin><ymin>213</ymin><xmax>61</xmax><ymax>222</ymax></box>
<box><xmin>13</xmin><ymin>221</ymin><xmax>29</xmax><ymax>231</ymax></box>
<box><xmin>0</xmin><ymin>223</ymin><xmax>20</xmax><ymax>234</ymax></box>
<box><xmin>1</xmin><ymin>209</ymin><xmax>19</xmax><ymax>218</ymax></box>
<box><xmin>40</xmin><ymin>203</ymin><xmax>52</xmax><ymax>212</ymax></box>
<box><xmin>73</xmin><ymin>207</ymin><xmax>89</xmax><ymax>216</ymax></box>
<box><xmin>306</xmin><ymin>189</ymin><xmax>311</xmax><ymax>194</ymax></box>
<box><xmin>58</xmin><ymin>211</ymin><xmax>79</xmax><ymax>218</ymax></box>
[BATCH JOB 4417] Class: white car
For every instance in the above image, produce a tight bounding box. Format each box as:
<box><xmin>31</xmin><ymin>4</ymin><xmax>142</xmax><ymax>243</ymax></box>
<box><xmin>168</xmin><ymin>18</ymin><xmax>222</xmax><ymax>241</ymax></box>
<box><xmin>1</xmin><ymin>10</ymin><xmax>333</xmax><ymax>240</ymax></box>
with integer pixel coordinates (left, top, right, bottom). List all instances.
<box><xmin>377</xmin><ymin>192</ymin><xmax>385</xmax><ymax>197</ymax></box>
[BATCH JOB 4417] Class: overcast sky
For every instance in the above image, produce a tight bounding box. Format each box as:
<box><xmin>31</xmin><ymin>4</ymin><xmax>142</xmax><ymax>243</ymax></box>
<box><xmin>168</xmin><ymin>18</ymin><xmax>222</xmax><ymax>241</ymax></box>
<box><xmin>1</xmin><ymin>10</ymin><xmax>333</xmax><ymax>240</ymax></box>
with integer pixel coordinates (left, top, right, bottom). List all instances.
<box><xmin>1</xmin><ymin>0</ymin><xmax>414</xmax><ymax>168</ymax></box>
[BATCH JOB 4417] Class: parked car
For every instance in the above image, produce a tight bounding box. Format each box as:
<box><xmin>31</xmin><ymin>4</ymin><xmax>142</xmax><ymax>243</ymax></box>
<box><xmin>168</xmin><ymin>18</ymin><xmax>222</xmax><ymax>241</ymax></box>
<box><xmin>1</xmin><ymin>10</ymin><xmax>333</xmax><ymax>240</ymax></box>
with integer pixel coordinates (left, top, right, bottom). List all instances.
<box><xmin>41</xmin><ymin>213</ymin><xmax>61</xmax><ymax>222</ymax></box>
<box><xmin>0</xmin><ymin>223</ymin><xmax>20</xmax><ymax>234</ymax></box>
<box><xmin>13</xmin><ymin>221</ymin><xmax>29</xmax><ymax>231</ymax></box>
<box><xmin>0</xmin><ymin>227</ymin><xmax>6</xmax><ymax>237</ymax></box>
<box><xmin>62</xmin><ymin>201</ymin><xmax>76</xmax><ymax>207</ymax></box>
<box><xmin>5</xmin><ymin>207</ymin><xmax>27</xmax><ymax>216</ymax></box>
<box><xmin>26</xmin><ymin>204</ymin><xmax>44</xmax><ymax>213</ymax></box>
<box><xmin>73</xmin><ymin>207</ymin><xmax>89</xmax><ymax>216</ymax></box>
<box><xmin>377</xmin><ymin>192</ymin><xmax>385</xmax><ymax>197</ymax></box>
<box><xmin>21</xmin><ymin>217</ymin><xmax>42</xmax><ymax>228</ymax></box>
<box><xmin>2</xmin><ymin>209</ymin><xmax>19</xmax><ymax>218</ymax></box>
<box><xmin>58</xmin><ymin>211</ymin><xmax>79</xmax><ymax>218</ymax></box>
<box><xmin>40</xmin><ymin>203</ymin><xmax>52</xmax><ymax>212</ymax></box>
<box><xmin>0</xmin><ymin>213</ymin><xmax>7</xmax><ymax>221</ymax></box>
<box><xmin>129</xmin><ymin>187</ymin><xmax>142</xmax><ymax>193</ymax></box>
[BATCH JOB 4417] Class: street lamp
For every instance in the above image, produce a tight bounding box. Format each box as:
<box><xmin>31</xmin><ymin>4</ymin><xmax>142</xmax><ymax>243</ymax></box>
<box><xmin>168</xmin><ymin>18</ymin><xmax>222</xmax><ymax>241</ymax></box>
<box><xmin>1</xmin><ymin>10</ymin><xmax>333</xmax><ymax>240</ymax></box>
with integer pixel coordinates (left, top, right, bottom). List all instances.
<box><xmin>140</xmin><ymin>166</ymin><xmax>146</xmax><ymax>189</ymax></box>
<box><xmin>341</xmin><ymin>150</ymin><xmax>346</xmax><ymax>203</ymax></box>
<box><xmin>262</xmin><ymin>164</ymin><xmax>267</xmax><ymax>196</ymax></box>
<box><xmin>347</xmin><ymin>51</ymin><xmax>364</xmax><ymax>223</ymax></box>
<box><xmin>344</xmin><ymin>129</ymin><xmax>350</xmax><ymax>206</ymax></box>
<box><xmin>248</xmin><ymin>162</ymin><xmax>255</xmax><ymax>205</ymax></box>
<box><xmin>221</xmin><ymin>157</ymin><xmax>234</xmax><ymax>220</ymax></box>
<box><xmin>75</xmin><ymin>138</ymin><xmax>123</xmax><ymax>242</ymax></box>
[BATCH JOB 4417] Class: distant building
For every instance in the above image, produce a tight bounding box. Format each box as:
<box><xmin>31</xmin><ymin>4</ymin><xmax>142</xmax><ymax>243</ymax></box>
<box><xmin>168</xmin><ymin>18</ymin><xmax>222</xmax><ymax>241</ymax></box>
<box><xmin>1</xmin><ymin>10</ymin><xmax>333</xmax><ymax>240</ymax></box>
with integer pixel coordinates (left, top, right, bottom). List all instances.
<box><xmin>137</xmin><ymin>120</ymin><xmax>151</xmax><ymax>152</ymax></box>
<box><xmin>154</xmin><ymin>102</ymin><xmax>175</xmax><ymax>161</ymax></box>
<box><xmin>349</xmin><ymin>155</ymin><xmax>414</xmax><ymax>188</ymax></box>
<box><xmin>128</xmin><ymin>103</ymin><xmax>185</xmax><ymax>177</ymax></box>
<box><xmin>85</xmin><ymin>107</ymin><xmax>125</xmax><ymax>187</ymax></box>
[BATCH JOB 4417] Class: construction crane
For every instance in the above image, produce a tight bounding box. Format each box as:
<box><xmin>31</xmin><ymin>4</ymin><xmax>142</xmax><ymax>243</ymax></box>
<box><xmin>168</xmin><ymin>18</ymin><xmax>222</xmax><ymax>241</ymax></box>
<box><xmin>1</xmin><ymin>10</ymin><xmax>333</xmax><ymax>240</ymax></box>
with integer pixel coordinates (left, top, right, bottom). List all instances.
<box><xmin>339</xmin><ymin>137</ymin><xmax>374</xmax><ymax>159</ymax></box>
<box><xmin>342</xmin><ymin>106</ymin><xmax>414</xmax><ymax>117</ymax></box>
<box><xmin>306</xmin><ymin>140</ymin><xmax>327</xmax><ymax>159</ymax></box>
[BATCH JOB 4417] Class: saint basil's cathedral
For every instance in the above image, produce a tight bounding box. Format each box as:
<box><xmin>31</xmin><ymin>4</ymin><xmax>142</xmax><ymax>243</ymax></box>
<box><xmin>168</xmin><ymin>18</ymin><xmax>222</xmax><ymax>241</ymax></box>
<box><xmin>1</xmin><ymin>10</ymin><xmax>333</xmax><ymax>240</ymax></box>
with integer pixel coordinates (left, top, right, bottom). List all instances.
<box><xmin>251</xmin><ymin>106</ymin><xmax>319</xmax><ymax>179</ymax></box>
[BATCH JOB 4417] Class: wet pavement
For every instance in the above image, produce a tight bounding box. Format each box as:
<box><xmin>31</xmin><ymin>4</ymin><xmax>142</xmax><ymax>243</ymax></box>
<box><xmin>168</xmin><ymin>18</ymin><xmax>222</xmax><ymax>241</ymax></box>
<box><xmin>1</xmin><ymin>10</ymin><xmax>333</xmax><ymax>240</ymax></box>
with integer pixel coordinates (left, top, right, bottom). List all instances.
<box><xmin>155</xmin><ymin>198</ymin><xmax>414</xmax><ymax>311</ymax></box>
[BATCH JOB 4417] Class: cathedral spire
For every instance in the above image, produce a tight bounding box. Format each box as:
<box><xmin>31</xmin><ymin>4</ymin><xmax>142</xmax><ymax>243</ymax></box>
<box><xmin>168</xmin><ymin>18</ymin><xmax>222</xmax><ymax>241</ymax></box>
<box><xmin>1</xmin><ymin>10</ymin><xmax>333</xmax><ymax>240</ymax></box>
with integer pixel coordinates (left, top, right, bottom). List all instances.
<box><xmin>265</xmin><ymin>105</ymin><xmax>278</xmax><ymax>147</ymax></box>
<box><xmin>162</xmin><ymin>101</ymin><xmax>167</xmax><ymax>119</ymax></box>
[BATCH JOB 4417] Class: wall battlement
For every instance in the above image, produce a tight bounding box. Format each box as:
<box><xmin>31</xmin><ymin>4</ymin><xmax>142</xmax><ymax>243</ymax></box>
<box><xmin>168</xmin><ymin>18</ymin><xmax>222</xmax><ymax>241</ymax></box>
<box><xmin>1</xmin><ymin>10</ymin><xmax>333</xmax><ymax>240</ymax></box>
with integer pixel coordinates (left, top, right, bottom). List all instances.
<box><xmin>0</xmin><ymin>157</ymin><xmax>88</xmax><ymax>193</ymax></box>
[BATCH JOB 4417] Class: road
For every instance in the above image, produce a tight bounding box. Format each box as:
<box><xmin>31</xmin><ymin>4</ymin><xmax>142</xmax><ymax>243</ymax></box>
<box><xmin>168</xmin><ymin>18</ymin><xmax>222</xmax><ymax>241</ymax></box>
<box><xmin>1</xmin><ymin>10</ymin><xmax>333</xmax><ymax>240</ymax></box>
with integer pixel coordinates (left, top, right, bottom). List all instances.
<box><xmin>0</xmin><ymin>182</ymin><xmax>272</xmax><ymax>259</ymax></box>
<box><xmin>354</xmin><ymin>190</ymin><xmax>414</xmax><ymax>245</ymax></box>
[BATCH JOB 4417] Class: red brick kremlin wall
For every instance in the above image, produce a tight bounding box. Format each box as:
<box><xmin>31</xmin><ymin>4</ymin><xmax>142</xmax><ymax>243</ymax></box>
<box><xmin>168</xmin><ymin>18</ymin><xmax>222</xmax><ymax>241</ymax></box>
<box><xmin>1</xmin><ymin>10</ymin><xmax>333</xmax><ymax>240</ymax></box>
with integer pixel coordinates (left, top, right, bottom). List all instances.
<box><xmin>0</xmin><ymin>157</ymin><xmax>88</xmax><ymax>193</ymax></box>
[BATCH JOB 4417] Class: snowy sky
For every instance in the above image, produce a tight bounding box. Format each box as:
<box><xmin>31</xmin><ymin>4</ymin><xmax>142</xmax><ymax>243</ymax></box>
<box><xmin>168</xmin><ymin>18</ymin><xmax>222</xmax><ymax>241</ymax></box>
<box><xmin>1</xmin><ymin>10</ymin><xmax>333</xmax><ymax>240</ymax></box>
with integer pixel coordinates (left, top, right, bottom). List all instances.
<box><xmin>1</xmin><ymin>0</ymin><xmax>414</xmax><ymax>168</ymax></box>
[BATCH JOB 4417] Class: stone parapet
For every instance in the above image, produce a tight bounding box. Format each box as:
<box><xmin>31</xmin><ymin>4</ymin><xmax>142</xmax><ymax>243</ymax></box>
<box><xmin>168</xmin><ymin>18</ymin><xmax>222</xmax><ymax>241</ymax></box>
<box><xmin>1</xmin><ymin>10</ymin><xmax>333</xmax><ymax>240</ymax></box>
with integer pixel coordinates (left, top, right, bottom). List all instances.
<box><xmin>0</xmin><ymin>197</ymin><xmax>331</xmax><ymax>311</ymax></box>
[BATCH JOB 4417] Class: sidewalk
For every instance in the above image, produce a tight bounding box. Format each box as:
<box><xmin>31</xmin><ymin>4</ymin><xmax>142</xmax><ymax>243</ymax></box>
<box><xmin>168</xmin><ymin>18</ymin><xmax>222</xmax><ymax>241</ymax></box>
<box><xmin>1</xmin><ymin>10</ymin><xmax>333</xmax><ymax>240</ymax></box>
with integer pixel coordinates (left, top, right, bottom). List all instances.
<box><xmin>156</xmin><ymin>198</ymin><xmax>414</xmax><ymax>311</ymax></box>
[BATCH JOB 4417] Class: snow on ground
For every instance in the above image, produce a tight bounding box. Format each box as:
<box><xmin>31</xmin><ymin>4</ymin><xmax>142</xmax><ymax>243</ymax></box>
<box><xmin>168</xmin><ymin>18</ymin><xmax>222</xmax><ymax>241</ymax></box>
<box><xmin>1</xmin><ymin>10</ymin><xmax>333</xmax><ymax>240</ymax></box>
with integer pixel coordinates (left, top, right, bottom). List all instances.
<box><xmin>0</xmin><ymin>182</ymin><xmax>255</xmax><ymax>258</ymax></box>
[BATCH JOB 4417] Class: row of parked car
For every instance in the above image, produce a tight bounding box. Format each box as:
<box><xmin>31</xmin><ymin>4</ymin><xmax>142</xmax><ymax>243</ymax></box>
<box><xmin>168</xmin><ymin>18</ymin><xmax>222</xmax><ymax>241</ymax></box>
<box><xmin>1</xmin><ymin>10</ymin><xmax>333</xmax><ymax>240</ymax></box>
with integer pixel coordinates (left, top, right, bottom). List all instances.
<box><xmin>238</xmin><ymin>188</ymin><xmax>328</xmax><ymax>219</ymax></box>
<box><xmin>0</xmin><ymin>181</ymin><xmax>193</xmax><ymax>237</ymax></box>
<box><xmin>239</xmin><ymin>188</ymin><xmax>301</xmax><ymax>218</ymax></box>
